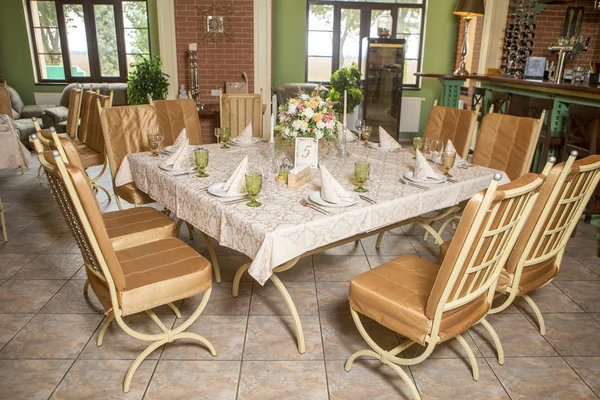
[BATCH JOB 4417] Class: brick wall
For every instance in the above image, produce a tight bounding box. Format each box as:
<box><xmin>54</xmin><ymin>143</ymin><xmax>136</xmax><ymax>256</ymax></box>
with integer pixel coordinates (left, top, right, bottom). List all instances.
<box><xmin>174</xmin><ymin>0</ymin><xmax>254</xmax><ymax>143</ymax></box>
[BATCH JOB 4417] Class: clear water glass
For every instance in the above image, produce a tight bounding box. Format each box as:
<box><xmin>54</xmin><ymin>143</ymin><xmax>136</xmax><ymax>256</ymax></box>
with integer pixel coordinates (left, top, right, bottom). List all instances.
<box><xmin>147</xmin><ymin>133</ymin><xmax>163</xmax><ymax>157</ymax></box>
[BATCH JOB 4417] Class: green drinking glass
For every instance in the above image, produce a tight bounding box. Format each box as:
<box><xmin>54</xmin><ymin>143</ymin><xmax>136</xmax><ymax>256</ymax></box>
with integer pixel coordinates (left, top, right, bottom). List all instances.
<box><xmin>354</xmin><ymin>161</ymin><xmax>370</xmax><ymax>193</ymax></box>
<box><xmin>245</xmin><ymin>171</ymin><xmax>263</xmax><ymax>207</ymax></box>
<box><xmin>412</xmin><ymin>136</ymin><xmax>425</xmax><ymax>159</ymax></box>
<box><xmin>195</xmin><ymin>148</ymin><xmax>209</xmax><ymax>177</ymax></box>
<box><xmin>218</xmin><ymin>127</ymin><xmax>231</xmax><ymax>149</ymax></box>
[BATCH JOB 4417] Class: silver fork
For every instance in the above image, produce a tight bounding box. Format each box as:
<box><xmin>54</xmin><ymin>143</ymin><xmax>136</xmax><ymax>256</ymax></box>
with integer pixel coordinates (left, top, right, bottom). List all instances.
<box><xmin>222</xmin><ymin>196</ymin><xmax>249</xmax><ymax>205</ymax></box>
<box><xmin>301</xmin><ymin>200</ymin><xmax>330</xmax><ymax>215</ymax></box>
<box><xmin>399</xmin><ymin>177</ymin><xmax>429</xmax><ymax>190</ymax></box>
<box><xmin>359</xmin><ymin>194</ymin><xmax>377</xmax><ymax>204</ymax></box>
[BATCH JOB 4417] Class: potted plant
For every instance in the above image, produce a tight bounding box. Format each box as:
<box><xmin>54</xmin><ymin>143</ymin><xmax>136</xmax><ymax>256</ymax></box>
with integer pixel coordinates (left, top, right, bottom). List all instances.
<box><xmin>327</xmin><ymin>63</ymin><xmax>364</xmax><ymax>128</ymax></box>
<box><xmin>127</xmin><ymin>56</ymin><xmax>169</xmax><ymax>105</ymax></box>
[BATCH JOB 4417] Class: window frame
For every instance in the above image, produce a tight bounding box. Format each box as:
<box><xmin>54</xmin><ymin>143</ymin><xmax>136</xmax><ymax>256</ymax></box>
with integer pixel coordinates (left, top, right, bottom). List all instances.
<box><xmin>305</xmin><ymin>0</ymin><xmax>426</xmax><ymax>89</ymax></box>
<box><xmin>26</xmin><ymin>0</ymin><xmax>151</xmax><ymax>84</ymax></box>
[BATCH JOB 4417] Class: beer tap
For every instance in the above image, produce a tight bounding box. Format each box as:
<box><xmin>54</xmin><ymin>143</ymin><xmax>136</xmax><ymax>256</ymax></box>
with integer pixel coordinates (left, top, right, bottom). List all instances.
<box><xmin>548</xmin><ymin>36</ymin><xmax>590</xmax><ymax>84</ymax></box>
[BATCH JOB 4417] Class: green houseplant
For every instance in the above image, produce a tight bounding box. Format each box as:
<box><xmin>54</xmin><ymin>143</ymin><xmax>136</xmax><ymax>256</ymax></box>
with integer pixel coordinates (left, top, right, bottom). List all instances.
<box><xmin>127</xmin><ymin>56</ymin><xmax>170</xmax><ymax>105</ymax></box>
<box><xmin>327</xmin><ymin>63</ymin><xmax>364</xmax><ymax>117</ymax></box>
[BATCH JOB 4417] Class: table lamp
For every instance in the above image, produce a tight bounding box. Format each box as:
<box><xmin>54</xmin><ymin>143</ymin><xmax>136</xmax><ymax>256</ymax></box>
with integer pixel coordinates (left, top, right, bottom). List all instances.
<box><xmin>453</xmin><ymin>0</ymin><xmax>485</xmax><ymax>76</ymax></box>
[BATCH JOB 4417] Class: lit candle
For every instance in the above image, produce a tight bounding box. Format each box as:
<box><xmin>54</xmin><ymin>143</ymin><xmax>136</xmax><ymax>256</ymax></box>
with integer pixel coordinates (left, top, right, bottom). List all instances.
<box><xmin>343</xmin><ymin>90</ymin><xmax>347</xmax><ymax>128</ymax></box>
<box><xmin>188</xmin><ymin>43</ymin><xmax>197</xmax><ymax>51</ymax></box>
<box><xmin>270</xmin><ymin>94</ymin><xmax>277</xmax><ymax>144</ymax></box>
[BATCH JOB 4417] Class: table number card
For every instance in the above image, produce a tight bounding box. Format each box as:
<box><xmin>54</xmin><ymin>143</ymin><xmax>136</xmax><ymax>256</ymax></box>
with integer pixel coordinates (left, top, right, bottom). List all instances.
<box><xmin>294</xmin><ymin>138</ymin><xmax>319</xmax><ymax>169</ymax></box>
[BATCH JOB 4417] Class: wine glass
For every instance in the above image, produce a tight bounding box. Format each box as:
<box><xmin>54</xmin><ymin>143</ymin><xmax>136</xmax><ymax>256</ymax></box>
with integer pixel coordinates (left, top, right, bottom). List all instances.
<box><xmin>214</xmin><ymin>128</ymin><xmax>221</xmax><ymax>145</ymax></box>
<box><xmin>354</xmin><ymin>161</ymin><xmax>370</xmax><ymax>193</ymax></box>
<box><xmin>423</xmin><ymin>138</ymin><xmax>432</xmax><ymax>159</ymax></box>
<box><xmin>354</xmin><ymin>119</ymin><xmax>365</xmax><ymax>141</ymax></box>
<box><xmin>147</xmin><ymin>132</ymin><xmax>163</xmax><ymax>157</ymax></box>
<box><xmin>412</xmin><ymin>136</ymin><xmax>424</xmax><ymax>159</ymax></box>
<box><xmin>362</xmin><ymin>126</ymin><xmax>372</xmax><ymax>146</ymax></box>
<box><xmin>217</xmin><ymin>127</ymin><xmax>231</xmax><ymax>149</ymax></box>
<box><xmin>442</xmin><ymin>151</ymin><xmax>456</xmax><ymax>177</ymax></box>
<box><xmin>195</xmin><ymin>148</ymin><xmax>209</xmax><ymax>177</ymax></box>
<box><xmin>430</xmin><ymin>139</ymin><xmax>443</xmax><ymax>163</ymax></box>
<box><xmin>245</xmin><ymin>171</ymin><xmax>263</xmax><ymax>207</ymax></box>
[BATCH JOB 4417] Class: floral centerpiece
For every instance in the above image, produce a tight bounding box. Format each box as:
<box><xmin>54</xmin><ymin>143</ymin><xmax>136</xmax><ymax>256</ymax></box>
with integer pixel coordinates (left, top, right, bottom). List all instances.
<box><xmin>275</xmin><ymin>91</ymin><xmax>339</xmax><ymax>145</ymax></box>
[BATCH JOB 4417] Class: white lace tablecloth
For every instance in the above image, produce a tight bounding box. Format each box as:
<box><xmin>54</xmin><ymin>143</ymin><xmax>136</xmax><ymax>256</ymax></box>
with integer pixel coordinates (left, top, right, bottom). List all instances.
<box><xmin>0</xmin><ymin>115</ymin><xmax>30</xmax><ymax>170</ymax></box>
<box><xmin>128</xmin><ymin>143</ymin><xmax>508</xmax><ymax>285</ymax></box>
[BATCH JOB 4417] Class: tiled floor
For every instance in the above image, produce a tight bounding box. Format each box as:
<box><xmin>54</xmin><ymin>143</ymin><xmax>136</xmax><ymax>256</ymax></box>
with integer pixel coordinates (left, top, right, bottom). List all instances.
<box><xmin>1</xmin><ymin>156</ymin><xmax>599</xmax><ymax>399</ymax></box>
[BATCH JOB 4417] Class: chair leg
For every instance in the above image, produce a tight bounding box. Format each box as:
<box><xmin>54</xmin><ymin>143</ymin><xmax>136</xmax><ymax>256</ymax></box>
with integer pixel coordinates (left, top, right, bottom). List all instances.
<box><xmin>522</xmin><ymin>294</ymin><xmax>546</xmax><ymax>336</ymax></box>
<box><xmin>166</xmin><ymin>302</ymin><xmax>182</xmax><ymax>318</ymax></box>
<box><xmin>114</xmin><ymin>195</ymin><xmax>124</xmax><ymax>210</ymax></box>
<box><xmin>479</xmin><ymin>318</ymin><xmax>504</xmax><ymax>365</ymax></box>
<box><xmin>455</xmin><ymin>334</ymin><xmax>479</xmax><ymax>381</ymax></box>
<box><xmin>83</xmin><ymin>279</ymin><xmax>90</xmax><ymax>294</ymax></box>
<box><xmin>185</xmin><ymin>222</ymin><xmax>195</xmax><ymax>240</ymax></box>
<box><xmin>270</xmin><ymin>272</ymin><xmax>305</xmax><ymax>354</ymax></box>
<box><xmin>0</xmin><ymin>207</ymin><xmax>7</xmax><ymax>243</ymax></box>
<box><xmin>232</xmin><ymin>263</ymin><xmax>251</xmax><ymax>298</ymax></box>
<box><xmin>375</xmin><ymin>232</ymin><xmax>385</xmax><ymax>249</ymax></box>
<box><xmin>201</xmin><ymin>232</ymin><xmax>221</xmax><ymax>284</ymax></box>
<box><xmin>91</xmin><ymin>182</ymin><xmax>112</xmax><ymax>202</ymax></box>
<box><xmin>97</xmin><ymin>312</ymin><xmax>115</xmax><ymax>346</ymax></box>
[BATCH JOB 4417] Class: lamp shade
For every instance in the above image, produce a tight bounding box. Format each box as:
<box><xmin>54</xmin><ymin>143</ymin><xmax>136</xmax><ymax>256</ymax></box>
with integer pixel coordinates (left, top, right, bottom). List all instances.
<box><xmin>453</xmin><ymin>0</ymin><xmax>485</xmax><ymax>17</ymax></box>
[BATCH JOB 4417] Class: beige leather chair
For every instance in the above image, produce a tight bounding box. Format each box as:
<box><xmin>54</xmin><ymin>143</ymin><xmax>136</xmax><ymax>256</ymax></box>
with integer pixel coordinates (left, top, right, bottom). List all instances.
<box><xmin>345</xmin><ymin>172</ymin><xmax>545</xmax><ymax>400</ymax></box>
<box><xmin>423</xmin><ymin>105</ymin><xmax>479</xmax><ymax>159</ymax></box>
<box><xmin>64</xmin><ymin>87</ymin><xmax>82</xmax><ymax>139</ymax></box>
<box><xmin>38</xmin><ymin>150</ymin><xmax>216</xmax><ymax>393</ymax></box>
<box><xmin>152</xmin><ymin>99</ymin><xmax>203</xmax><ymax>146</ymax></box>
<box><xmin>220</xmin><ymin>93</ymin><xmax>262</xmax><ymax>139</ymax></box>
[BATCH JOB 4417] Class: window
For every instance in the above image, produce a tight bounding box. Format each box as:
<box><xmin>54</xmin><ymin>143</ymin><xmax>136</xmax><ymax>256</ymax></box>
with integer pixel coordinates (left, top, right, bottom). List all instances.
<box><xmin>26</xmin><ymin>0</ymin><xmax>150</xmax><ymax>83</ymax></box>
<box><xmin>306</xmin><ymin>0</ymin><xmax>425</xmax><ymax>87</ymax></box>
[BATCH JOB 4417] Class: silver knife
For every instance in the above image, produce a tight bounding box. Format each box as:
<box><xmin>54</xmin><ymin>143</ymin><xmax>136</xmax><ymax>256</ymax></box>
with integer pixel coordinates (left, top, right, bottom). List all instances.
<box><xmin>399</xmin><ymin>177</ymin><xmax>429</xmax><ymax>190</ymax></box>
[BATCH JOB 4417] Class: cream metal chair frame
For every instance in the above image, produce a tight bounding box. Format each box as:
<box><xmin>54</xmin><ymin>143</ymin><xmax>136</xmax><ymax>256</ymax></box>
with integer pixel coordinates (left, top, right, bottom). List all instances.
<box><xmin>0</xmin><ymin>196</ymin><xmax>7</xmax><ymax>242</ymax></box>
<box><xmin>490</xmin><ymin>152</ymin><xmax>600</xmax><ymax>335</ymax></box>
<box><xmin>345</xmin><ymin>173</ymin><xmax>545</xmax><ymax>400</ymax></box>
<box><xmin>38</xmin><ymin>151</ymin><xmax>216</xmax><ymax>392</ymax></box>
<box><xmin>85</xmin><ymin>95</ymin><xmax>114</xmax><ymax>202</ymax></box>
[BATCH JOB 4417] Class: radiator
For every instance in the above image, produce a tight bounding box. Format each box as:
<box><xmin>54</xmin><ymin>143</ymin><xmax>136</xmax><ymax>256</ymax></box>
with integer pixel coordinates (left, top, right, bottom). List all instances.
<box><xmin>399</xmin><ymin>97</ymin><xmax>425</xmax><ymax>133</ymax></box>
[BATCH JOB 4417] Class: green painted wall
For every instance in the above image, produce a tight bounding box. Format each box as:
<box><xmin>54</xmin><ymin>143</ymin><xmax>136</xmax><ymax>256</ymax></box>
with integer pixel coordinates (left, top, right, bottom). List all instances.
<box><xmin>0</xmin><ymin>0</ymin><xmax>159</xmax><ymax>104</ymax></box>
<box><xmin>272</xmin><ymin>0</ymin><xmax>458</xmax><ymax>135</ymax></box>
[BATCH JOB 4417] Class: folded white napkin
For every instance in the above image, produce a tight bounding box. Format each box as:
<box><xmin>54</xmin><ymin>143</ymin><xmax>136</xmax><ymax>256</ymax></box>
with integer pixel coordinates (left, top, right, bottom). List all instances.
<box><xmin>166</xmin><ymin>138</ymin><xmax>189</xmax><ymax>170</ymax></box>
<box><xmin>115</xmin><ymin>156</ymin><xmax>133</xmax><ymax>187</ymax></box>
<box><xmin>337</xmin><ymin>122</ymin><xmax>356</xmax><ymax>142</ymax></box>
<box><xmin>445</xmin><ymin>139</ymin><xmax>466</xmax><ymax>164</ymax></box>
<box><xmin>414</xmin><ymin>149</ymin><xmax>439</xmax><ymax>181</ymax></box>
<box><xmin>379</xmin><ymin>127</ymin><xmax>401</xmax><ymax>149</ymax></box>
<box><xmin>237</xmin><ymin>123</ymin><xmax>253</xmax><ymax>142</ymax></box>
<box><xmin>320</xmin><ymin>165</ymin><xmax>354</xmax><ymax>204</ymax></box>
<box><xmin>223</xmin><ymin>156</ymin><xmax>249</xmax><ymax>194</ymax></box>
<box><xmin>173</xmin><ymin>128</ymin><xmax>188</xmax><ymax>148</ymax></box>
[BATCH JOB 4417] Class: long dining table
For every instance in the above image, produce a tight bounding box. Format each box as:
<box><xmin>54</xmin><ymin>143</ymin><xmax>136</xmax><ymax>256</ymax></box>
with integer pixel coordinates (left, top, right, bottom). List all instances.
<box><xmin>128</xmin><ymin>141</ymin><xmax>508</xmax><ymax>354</ymax></box>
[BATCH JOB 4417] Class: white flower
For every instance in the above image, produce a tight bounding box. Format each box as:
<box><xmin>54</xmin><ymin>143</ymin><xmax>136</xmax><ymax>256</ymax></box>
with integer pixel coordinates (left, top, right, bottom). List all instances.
<box><xmin>284</xmin><ymin>127</ymin><xmax>291</xmax><ymax>137</ymax></box>
<box><xmin>299</xmin><ymin>120</ymin><xmax>309</xmax><ymax>132</ymax></box>
<box><xmin>325</xmin><ymin>120</ymin><xmax>335</xmax><ymax>129</ymax></box>
<box><xmin>315</xmin><ymin>129</ymin><xmax>324</xmax><ymax>139</ymax></box>
<box><xmin>316</xmin><ymin>121</ymin><xmax>325</xmax><ymax>129</ymax></box>
<box><xmin>300</xmin><ymin>94</ymin><xmax>309</xmax><ymax>100</ymax></box>
<box><xmin>292</xmin><ymin>120</ymin><xmax>302</xmax><ymax>131</ymax></box>
<box><xmin>302</xmin><ymin>108</ymin><xmax>314</xmax><ymax>119</ymax></box>
<box><xmin>288</xmin><ymin>104</ymin><xmax>297</xmax><ymax>114</ymax></box>
<box><xmin>319</xmin><ymin>101</ymin><xmax>326</xmax><ymax>107</ymax></box>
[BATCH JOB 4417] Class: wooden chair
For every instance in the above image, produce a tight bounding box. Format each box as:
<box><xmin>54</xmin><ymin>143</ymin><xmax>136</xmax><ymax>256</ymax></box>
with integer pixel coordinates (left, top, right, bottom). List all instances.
<box><xmin>471</xmin><ymin>86</ymin><xmax>486</xmax><ymax>123</ymax></box>
<box><xmin>0</xmin><ymin>196</ymin><xmax>7</xmax><ymax>242</ymax></box>
<box><xmin>0</xmin><ymin>84</ymin><xmax>12</xmax><ymax>117</ymax></box>
<box><xmin>490</xmin><ymin>90</ymin><xmax>510</xmax><ymax>114</ymax></box>
<box><xmin>220</xmin><ymin>93</ymin><xmax>262</xmax><ymax>139</ymax></box>
<box><xmin>345</xmin><ymin>172</ymin><xmax>545</xmax><ymax>400</ymax></box>
<box><xmin>423</xmin><ymin>105</ymin><xmax>479</xmax><ymax>159</ymax></box>
<box><xmin>152</xmin><ymin>98</ymin><xmax>203</xmax><ymax>146</ymax></box>
<box><xmin>38</xmin><ymin>149</ymin><xmax>216</xmax><ymax>392</ymax></box>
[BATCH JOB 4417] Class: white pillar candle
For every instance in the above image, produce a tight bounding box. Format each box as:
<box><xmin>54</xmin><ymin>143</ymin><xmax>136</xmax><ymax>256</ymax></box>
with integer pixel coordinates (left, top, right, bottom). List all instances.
<box><xmin>188</xmin><ymin>43</ymin><xmax>197</xmax><ymax>51</ymax></box>
<box><xmin>270</xmin><ymin>94</ymin><xmax>277</xmax><ymax>144</ymax></box>
<box><xmin>343</xmin><ymin>90</ymin><xmax>347</xmax><ymax>128</ymax></box>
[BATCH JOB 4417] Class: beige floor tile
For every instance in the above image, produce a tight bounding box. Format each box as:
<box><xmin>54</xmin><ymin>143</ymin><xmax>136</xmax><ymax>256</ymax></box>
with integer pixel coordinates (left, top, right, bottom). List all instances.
<box><xmin>490</xmin><ymin>294</ymin><xmax>522</xmax><ymax>313</ymax></box>
<box><xmin>0</xmin><ymin>359</ymin><xmax>72</xmax><ymax>400</ymax></box>
<box><xmin>51</xmin><ymin>359</ymin><xmax>155</xmax><ymax>400</ymax></box>
<box><xmin>12</xmin><ymin>253</ymin><xmax>83</xmax><ymax>280</ymax></box>
<box><xmin>20</xmin><ymin>217</ymin><xmax>69</xmax><ymax>236</ymax></box>
<box><xmin>553</xmin><ymin>280</ymin><xmax>600</xmax><ymax>313</ymax></box>
<box><xmin>514</xmin><ymin>283</ymin><xmax>585</xmax><ymax>314</ymax></box>
<box><xmin>321</xmin><ymin>240</ymin><xmax>365</xmax><ymax>256</ymax></box>
<box><xmin>361</xmin><ymin>234</ymin><xmax>418</xmax><ymax>256</ymax></box>
<box><xmin>590</xmin><ymin>313</ymin><xmax>600</xmax><ymax>323</ymax></box>
<box><xmin>4</xmin><ymin>216</ymin><xmax>37</xmax><ymax>237</ymax></box>
<box><xmin>0</xmin><ymin>279</ymin><xmax>66</xmax><ymax>313</ymax></box>
<box><xmin>79</xmin><ymin>314</ymin><xmax>175</xmax><ymax>360</ymax></box>
<box><xmin>564</xmin><ymin>357</ymin><xmax>600</xmax><ymax>397</ymax></box>
<box><xmin>274</xmin><ymin>257</ymin><xmax>315</xmax><ymax>282</ymax></box>
<box><xmin>489</xmin><ymin>357</ymin><xmax>597</xmax><ymax>400</ymax></box>
<box><xmin>162</xmin><ymin>315</ymin><xmax>247</xmax><ymax>361</ymax></box>
<box><xmin>407</xmin><ymin>236</ymin><xmax>442</xmax><ymax>263</ymax></box>
<box><xmin>40</xmin><ymin>280</ymin><xmax>104</xmax><ymax>314</ymax></box>
<box><xmin>542</xmin><ymin>313</ymin><xmax>600</xmax><ymax>357</ymax></box>
<box><xmin>43</xmin><ymin>233</ymin><xmax>80</xmax><ymax>254</ymax></box>
<box><xmin>327</xmin><ymin>359</ymin><xmax>415</xmax><ymax>400</ymax></box>
<box><xmin>180</xmin><ymin>281</ymin><xmax>251</xmax><ymax>316</ymax></box>
<box><xmin>316</xmin><ymin>281</ymin><xmax>351</xmax><ymax>316</ymax></box>
<box><xmin>320</xmin><ymin>314</ymin><xmax>399</xmax><ymax>361</ymax></box>
<box><xmin>0</xmin><ymin>253</ymin><xmax>37</xmax><ymax>279</ymax></box>
<box><xmin>0</xmin><ymin>231</ymin><xmax>60</xmax><ymax>254</ymax></box>
<box><xmin>0</xmin><ymin>314</ymin><xmax>34</xmax><ymax>349</ymax></box>
<box><xmin>366</xmin><ymin>255</ymin><xmax>401</xmax><ymax>269</ymax></box>
<box><xmin>250</xmin><ymin>281</ymin><xmax>318</xmax><ymax>316</ymax></box>
<box><xmin>238</xmin><ymin>360</ymin><xmax>328</xmax><ymax>400</ymax></box>
<box><xmin>313</xmin><ymin>255</ymin><xmax>370</xmax><ymax>282</ymax></box>
<box><xmin>1</xmin><ymin>313</ymin><xmax>102</xmax><ymax>359</ymax></box>
<box><xmin>210</xmin><ymin>255</ymin><xmax>253</xmax><ymax>282</ymax></box>
<box><xmin>411</xmin><ymin>358</ymin><xmax>509</xmax><ymax>400</ymax></box>
<box><xmin>243</xmin><ymin>316</ymin><xmax>323</xmax><ymax>361</ymax></box>
<box><xmin>553</xmin><ymin>255</ymin><xmax>600</xmax><ymax>281</ymax></box>
<box><xmin>145</xmin><ymin>360</ymin><xmax>240</xmax><ymax>400</ymax></box>
<box><xmin>469</xmin><ymin>313</ymin><xmax>557</xmax><ymax>357</ymax></box>
<box><xmin>405</xmin><ymin>333</ymin><xmax>483</xmax><ymax>359</ymax></box>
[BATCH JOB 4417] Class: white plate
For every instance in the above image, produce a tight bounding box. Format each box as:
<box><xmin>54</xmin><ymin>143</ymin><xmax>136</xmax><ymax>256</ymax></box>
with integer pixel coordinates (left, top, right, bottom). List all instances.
<box><xmin>308</xmin><ymin>190</ymin><xmax>360</xmax><ymax>208</ymax></box>
<box><xmin>403</xmin><ymin>171</ymin><xmax>447</xmax><ymax>184</ymax></box>
<box><xmin>163</xmin><ymin>144</ymin><xmax>198</xmax><ymax>154</ymax></box>
<box><xmin>159</xmin><ymin>163</ymin><xmax>195</xmax><ymax>174</ymax></box>
<box><xmin>207</xmin><ymin>182</ymin><xmax>247</xmax><ymax>198</ymax></box>
<box><xmin>367</xmin><ymin>141</ymin><xmax>401</xmax><ymax>152</ymax></box>
<box><xmin>230</xmin><ymin>137</ymin><xmax>260</xmax><ymax>146</ymax></box>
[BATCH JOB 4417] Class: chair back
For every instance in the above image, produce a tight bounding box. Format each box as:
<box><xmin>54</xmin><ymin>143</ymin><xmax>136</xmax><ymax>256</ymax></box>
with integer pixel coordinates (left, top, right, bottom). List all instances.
<box><xmin>100</xmin><ymin>104</ymin><xmax>157</xmax><ymax>182</ymax></box>
<box><xmin>426</xmin><ymin>173</ymin><xmax>545</xmax><ymax>331</ymax></box>
<box><xmin>564</xmin><ymin>104</ymin><xmax>600</xmax><ymax>157</ymax></box>
<box><xmin>220</xmin><ymin>93</ymin><xmax>262</xmax><ymax>138</ymax></box>
<box><xmin>0</xmin><ymin>85</ymin><xmax>11</xmax><ymax>117</ymax></box>
<box><xmin>423</xmin><ymin>105</ymin><xmax>478</xmax><ymax>159</ymax></box>
<box><xmin>78</xmin><ymin>89</ymin><xmax>100</xmax><ymax>143</ymax></box>
<box><xmin>473</xmin><ymin>112</ymin><xmax>544</xmax><ymax>180</ymax></box>
<box><xmin>81</xmin><ymin>92</ymin><xmax>112</xmax><ymax>154</ymax></box>
<box><xmin>66</xmin><ymin>88</ymin><xmax>83</xmax><ymax>138</ymax></box>
<box><xmin>153</xmin><ymin>99</ymin><xmax>202</xmax><ymax>146</ymax></box>
<box><xmin>505</xmin><ymin>154</ymin><xmax>600</xmax><ymax>289</ymax></box>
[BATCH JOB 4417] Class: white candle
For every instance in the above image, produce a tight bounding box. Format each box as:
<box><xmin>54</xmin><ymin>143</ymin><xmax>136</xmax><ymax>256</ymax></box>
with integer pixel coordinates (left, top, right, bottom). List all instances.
<box><xmin>188</xmin><ymin>43</ymin><xmax>197</xmax><ymax>51</ymax></box>
<box><xmin>270</xmin><ymin>94</ymin><xmax>277</xmax><ymax>144</ymax></box>
<box><xmin>343</xmin><ymin>90</ymin><xmax>347</xmax><ymax>128</ymax></box>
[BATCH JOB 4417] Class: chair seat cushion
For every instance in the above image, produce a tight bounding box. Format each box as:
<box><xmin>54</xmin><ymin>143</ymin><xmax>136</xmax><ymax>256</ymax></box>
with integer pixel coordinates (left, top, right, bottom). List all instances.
<box><xmin>116</xmin><ymin>238</ymin><xmax>212</xmax><ymax>316</ymax></box>
<box><xmin>77</xmin><ymin>145</ymin><xmax>104</xmax><ymax>168</ymax></box>
<box><xmin>104</xmin><ymin>207</ymin><xmax>176</xmax><ymax>251</ymax></box>
<box><xmin>115</xmin><ymin>182</ymin><xmax>155</xmax><ymax>206</ymax></box>
<box><xmin>349</xmin><ymin>255</ymin><xmax>488</xmax><ymax>346</ymax></box>
<box><xmin>496</xmin><ymin>258</ymin><xmax>558</xmax><ymax>295</ymax></box>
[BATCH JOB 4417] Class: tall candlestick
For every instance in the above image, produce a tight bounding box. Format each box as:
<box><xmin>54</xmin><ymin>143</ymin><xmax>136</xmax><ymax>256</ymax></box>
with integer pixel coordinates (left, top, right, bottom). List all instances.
<box><xmin>343</xmin><ymin>90</ymin><xmax>347</xmax><ymax>128</ymax></box>
<box><xmin>270</xmin><ymin>94</ymin><xmax>277</xmax><ymax>144</ymax></box>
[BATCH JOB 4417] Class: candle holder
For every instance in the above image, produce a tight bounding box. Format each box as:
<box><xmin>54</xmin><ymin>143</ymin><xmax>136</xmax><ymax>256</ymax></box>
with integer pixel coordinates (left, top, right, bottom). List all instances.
<box><xmin>186</xmin><ymin>49</ymin><xmax>199</xmax><ymax>103</ymax></box>
<box><xmin>338</xmin><ymin>124</ymin><xmax>351</xmax><ymax>158</ymax></box>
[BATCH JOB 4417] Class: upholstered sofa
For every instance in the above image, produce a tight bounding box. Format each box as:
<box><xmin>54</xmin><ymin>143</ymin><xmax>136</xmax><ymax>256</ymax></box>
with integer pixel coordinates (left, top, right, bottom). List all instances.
<box><xmin>45</xmin><ymin>83</ymin><xmax>128</xmax><ymax>134</ymax></box>
<box><xmin>6</xmin><ymin>86</ymin><xmax>54</xmax><ymax>146</ymax></box>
